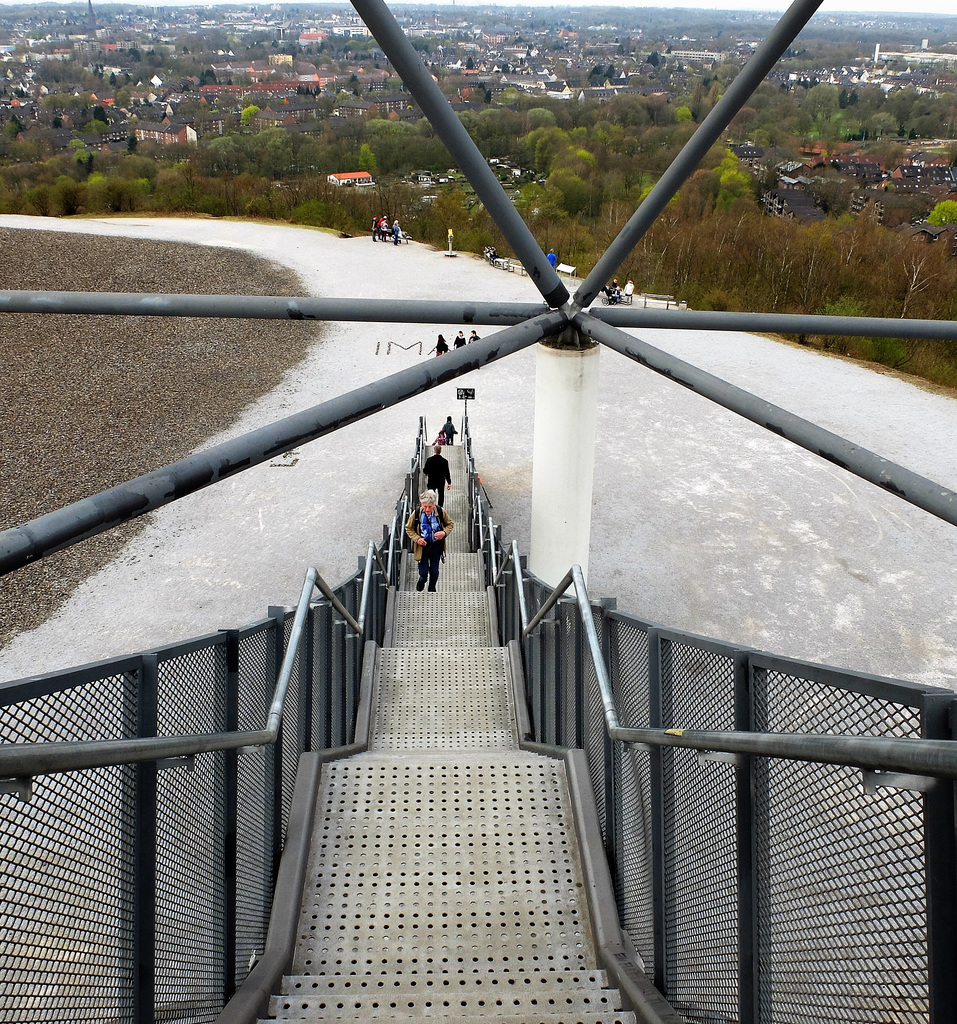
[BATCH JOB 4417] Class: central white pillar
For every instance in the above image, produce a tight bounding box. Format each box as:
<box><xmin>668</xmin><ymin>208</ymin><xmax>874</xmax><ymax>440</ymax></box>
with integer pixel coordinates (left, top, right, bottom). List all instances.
<box><xmin>529</xmin><ymin>341</ymin><xmax>600</xmax><ymax>587</ymax></box>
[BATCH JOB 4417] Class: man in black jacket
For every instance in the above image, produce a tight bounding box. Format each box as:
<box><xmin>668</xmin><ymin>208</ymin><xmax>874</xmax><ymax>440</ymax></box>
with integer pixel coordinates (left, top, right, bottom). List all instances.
<box><xmin>423</xmin><ymin>445</ymin><xmax>452</xmax><ymax>508</ymax></box>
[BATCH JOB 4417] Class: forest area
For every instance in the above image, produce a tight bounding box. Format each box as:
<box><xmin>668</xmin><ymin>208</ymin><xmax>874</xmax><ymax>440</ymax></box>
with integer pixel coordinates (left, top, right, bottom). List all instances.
<box><xmin>3</xmin><ymin>77</ymin><xmax>957</xmax><ymax>386</ymax></box>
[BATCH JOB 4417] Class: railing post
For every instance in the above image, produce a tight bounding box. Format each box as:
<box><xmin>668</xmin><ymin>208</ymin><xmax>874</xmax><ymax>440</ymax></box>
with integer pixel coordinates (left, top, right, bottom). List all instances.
<box><xmin>345</xmin><ymin>573</ymin><xmax>360</xmax><ymax>740</ymax></box>
<box><xmin>134</xmin><ymin>653</ymin><xmax>158</xmax><ymax>1024</ymax></box>
<box><xmin>735</xmin><ymin>651</ymin><xmax>757</xmax><ymax>1024</ymax></box>
<box><xmin>267</xmin><ymin>606</ymin><xmax>286</xmax><ymax>881</ymax></box>
<box><xmin>572</xmin><ymin>601</ymin><xmax>587</xmax><ymax>751</ymax></box>
<box><xmin>601</xmin><ymin>611</ymin><xmax>618</xmax><ymax>872</ymax></box>
<box><xmin>922</xmin><ymin>693</ymin><xmax>957</xmax><ymax>1024</ymax></box>
<box><xmin>316</xmin><ymin>601</ymin><xmax>333</xmax><ymax>750</ymax></box>
<box><xmin>302</xmin><ymin>608</ymin><xmax>315</xmax><ymax>754</ymax></box>
<box><xmin>223</xmin><ymin>630</ymin><xmax>240</xmax><ymax>1001</ymax></box>
<box><xmin>647</xmin><ymin>628</ymin><xmax>668</xmax><ymax>995</ymax></box>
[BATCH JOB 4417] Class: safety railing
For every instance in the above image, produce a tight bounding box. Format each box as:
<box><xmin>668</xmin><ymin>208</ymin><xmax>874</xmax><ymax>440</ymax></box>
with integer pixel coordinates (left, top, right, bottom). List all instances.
<box><xmin>462</xmin><ymin>418</ymin><xmax>957</xmax><ymax>1024</ymax></box>
<box><xmin>0</xmin><ymin>479</ymin><xmax>410</xmax><ymax>1024</ymax></box>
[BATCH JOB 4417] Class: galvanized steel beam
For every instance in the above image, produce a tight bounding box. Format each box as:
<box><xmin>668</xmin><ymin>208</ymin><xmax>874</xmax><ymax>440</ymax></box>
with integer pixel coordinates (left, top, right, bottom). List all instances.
<box><xmin>0</xmin><ymin>291</ymin><xmax>547</xmax><ymax>325</ymax></box>
<box><xmin>592</xmin><ymin>306</ymin><xmax>957</xmax><ymax>342</ymax></box>
<box><xmin>0</xmin><ymin>310</ymin><xmax>567</xmax><ymax>577</ymax></box>
<box><xmin>350</xmin><ymin>0</ymin><xmax>569</xmax><ymax>309</ymax></box>
<box><xmin>575</xmin><ymin>0</ymin><xmax>824</xmax><ymax>310</ymax></box>
<box><xmin>576</xmin><ymin>313</ymin><xmax>957</xmax><ymax>529</ymax></box>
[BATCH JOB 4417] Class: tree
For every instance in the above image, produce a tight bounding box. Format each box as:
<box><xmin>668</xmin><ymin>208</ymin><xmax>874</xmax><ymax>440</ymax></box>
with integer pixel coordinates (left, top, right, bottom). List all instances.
<box><xmin>240</xmin><ymin>105</ymin><xmax>260</xmax><ymax>127</ymax></box>
<box><xmin>357</xmin><ymin>142</ymin><xmax>377</xmax><ymax>174</ymax></box>
<box><xmin>928</xmin><ymin>200</ymin><xmax>957</xmax><ymax>227</ymax></box>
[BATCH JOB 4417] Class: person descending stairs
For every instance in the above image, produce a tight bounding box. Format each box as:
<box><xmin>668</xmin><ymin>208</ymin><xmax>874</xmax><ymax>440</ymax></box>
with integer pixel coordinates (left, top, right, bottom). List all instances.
<box><xmin>260</xmin><ymin>439</ymin><xmax>639</xmax><ymax>1024</ymax></box>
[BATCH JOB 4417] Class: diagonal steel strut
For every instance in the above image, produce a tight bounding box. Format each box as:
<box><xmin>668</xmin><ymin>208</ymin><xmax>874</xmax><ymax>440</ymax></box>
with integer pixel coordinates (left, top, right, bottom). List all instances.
<box><xmin>0</xmin><ymin>291</ymin><xmax>547</xmax><ymax>325</ymax></box>
<box><xmin>575</xmin><ymin>311</ymin><xmax>957</xmax><ymax>530</ymax></box>
<box><xmin>592</xmin><ymin>305</ymin><xmax>957</xmax><ymax>343</ymax></box>
<box><xmin>0</xmin><ymin>310</ymin><xmax>567</xmax><ymax>577</ymax></box>
<box><xmin>575</xmin><ymin>0</ymin><xmax>825</xmax><ymax>310</ymax></box>
<box><xmin>350</xmin><ymin>0</ymin><xmax>569</xmax><ymax>308</ymax></box>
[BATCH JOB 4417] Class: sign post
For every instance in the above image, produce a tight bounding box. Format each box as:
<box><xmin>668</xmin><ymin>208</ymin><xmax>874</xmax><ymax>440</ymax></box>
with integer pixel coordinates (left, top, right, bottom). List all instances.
<box><xmin>456</xmin><ymin>387</ymin><xmax>475</xmax><ymax>423</ymax></box>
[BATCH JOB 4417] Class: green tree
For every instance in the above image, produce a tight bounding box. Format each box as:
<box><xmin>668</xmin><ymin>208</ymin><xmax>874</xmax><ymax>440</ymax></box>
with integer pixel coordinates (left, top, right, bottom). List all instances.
<box><xmin>240</xmin><ymin>104</ymin><xmax>261</xmax><ymax>127</ymax></box>
<box><xmin>928</xmin><ymin>200</ymin><xmax>957</xmax><ymax>226</ymax></box>
<box><xmin>357</xmin><ymin>142</ymin><xmax>377</xmax><ymax>174</ymax></box>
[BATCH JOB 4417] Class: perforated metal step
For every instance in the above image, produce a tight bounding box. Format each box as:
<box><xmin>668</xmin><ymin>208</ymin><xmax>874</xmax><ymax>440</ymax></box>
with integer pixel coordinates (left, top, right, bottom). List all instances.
<box><xmin>372</xmin><ymin>648</ymin><xmax>515</xmax><ymax>751</ymax></box>
<box><xmin>392</xmin><ymin>592</ymin><xmax>491</xmax><ymax>647</ymax></box>
<box><xmin>265</xmin><ymin>1008</ymin><xmax>635</xmax><ymax>1024</ymax></box>
<box><xmin>267</xmin><ymin>987</ymin><xmax>627</xmax><ymax>1018</ymax></box>
<box><xmin>292</xmin><ymin>753</ymin><xmax>594</xmax><ymax>978</ymax></box>
<box><xmin>404</xmin><ymin>554</ymin><xmax>484</xmax><ymax>594</ymax></box>
<box><xmin>280</xmin><ymin>971</ymin><xmax>611</xmax><ymax>996</ymax></box>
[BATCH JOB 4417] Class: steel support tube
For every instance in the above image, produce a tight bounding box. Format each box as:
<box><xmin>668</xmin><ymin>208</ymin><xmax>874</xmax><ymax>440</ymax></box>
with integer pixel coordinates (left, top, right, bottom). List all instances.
<box><xmin>612</xmin><ymin>725</ymin><xmax>957</xmax><ymax>780</ymax></box>
<box><xmin>0</xmin><ymin>291</ymin><xmax>547</xmax><ymax>325</ymax></box>
<box><xmin>349</xmin><ymin>0</ymin><xmax>569</xmax><ymax>309</ymax></box>
<box><xmin>578</xmin><ymin>314</ymin><xmax>957</xmax><ymax>529</ymax></box>
<box><xmin>266</xmin><ymin>569</ymin><xmax>319</xmax><ymax>733</ymax></box>
<box><xmin>355</xmin><ymin>543</ymin><xmax>377</xmax><ymax>636</ymax></box>
<box><xmin>593</xmin><ymin>306</ymin><xmax>957</xmax><ymax>343</ymax></box>
<box><xmin>523</xmin><ymin>567</ymin><xmax>575</xmax><ymax>635</ymax></box>
<box><xmin>569</xmin><ymin>565</ymin><xmax>620</xmax><ymax>731</ymax></box>
<box><xmin>513</xmin><ymin>540</ymin><xmax>530</xmax><ymax>632</ymax></box>
<box><xmin>0</xmin><ymin>727</ymin><xmax>274</xmax><ymax>778</ymax></box>
<box><xmin>575</xmin><ymin>0</ymin><xmax>824</xmax><ymax>309</ymax></box>
<box><xmin>0</xmin><ymin>310</ymin><xmax>566</xmax><ymax>576</ymax></box>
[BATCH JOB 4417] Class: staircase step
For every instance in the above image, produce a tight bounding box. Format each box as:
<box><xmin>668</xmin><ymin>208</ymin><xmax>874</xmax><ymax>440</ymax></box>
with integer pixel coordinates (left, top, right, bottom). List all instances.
<box><xmin>267</xmin><ymin>987</ymin><xmax>626</xmax><ymax>1018</ymax></box>
<box><xmin>404</xmin><ymin>553</ymin><xmax>484</xmax><ymax>592</ymax></box>
<box><xmin>265</xmin><ymin>1014</ymin><xmax>636</xmax><ymax>1024</ymax></box>
<box><xmin>280</xmin><ymin>971</ymin><xmax>610</xmax><ymax>996</ymax></box>
<box><xmin>392</xmin><ymin>592</ymin><xmax>491</xmax><ymax>646</ymax></box>
<box><xmin>371</xmin><ymin>647</ymin><xmax>514</xmax><ymax>751</ymax></box>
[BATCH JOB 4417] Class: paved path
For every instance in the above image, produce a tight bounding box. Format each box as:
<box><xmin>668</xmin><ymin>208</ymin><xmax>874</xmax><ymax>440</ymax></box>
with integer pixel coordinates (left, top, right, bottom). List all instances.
<box><xmin>2</xmin><ymin>215</ymin><xmax>957</xmax><ymax>689</ymax></box>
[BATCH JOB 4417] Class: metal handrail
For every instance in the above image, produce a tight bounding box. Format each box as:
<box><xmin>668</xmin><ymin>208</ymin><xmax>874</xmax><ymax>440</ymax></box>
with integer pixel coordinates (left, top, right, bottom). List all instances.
<box><xmin>0</xmin><ymin>551</ymin><xmax>389</xmax><ymax>779</ymax></box>
<box><xmin>311</xmin><ymin>567</ymin><xmax>362</xmax><ymax>635</ymax></box>
<box><xmin>519</xmin><ymin>563</ymin><xmax>957</xmax><ymax>780</ymax></box>
<box><xmin>492</xmin><ymin>542</ymin><xmax>512</xmax><ymax>587</ymax></box>
<box><xmin>487</xmin><ymin>516</ymin><xmax>498</xmax><ymax>584</ymax></box>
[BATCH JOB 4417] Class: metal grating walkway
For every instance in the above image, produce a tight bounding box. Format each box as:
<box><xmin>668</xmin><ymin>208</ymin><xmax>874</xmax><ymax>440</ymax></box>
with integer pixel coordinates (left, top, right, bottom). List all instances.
<box><xmin>264</xmin><ymin>442</ymin><xmax>637</xmax><ymax>1024</ymax></box>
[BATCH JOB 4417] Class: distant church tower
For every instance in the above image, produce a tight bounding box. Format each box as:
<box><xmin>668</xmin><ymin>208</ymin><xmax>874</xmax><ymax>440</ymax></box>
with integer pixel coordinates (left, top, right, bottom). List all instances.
<box><xmin>85</xmin><ymin>0</ymin><xmax>97</xmax><ymax>34</ymax></box>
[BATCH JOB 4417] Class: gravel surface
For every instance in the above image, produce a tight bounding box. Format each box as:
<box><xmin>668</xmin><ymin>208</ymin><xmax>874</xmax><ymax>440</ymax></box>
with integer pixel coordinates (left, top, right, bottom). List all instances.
<box><xmin>2</xmin><ymin>216</ymin><xmax>957</xmax><ymax>691</ymax></box>
<box><xmin>0</xmin><ymin>226</ymin><xmax>318</xmax><ymax>645</ymax></box>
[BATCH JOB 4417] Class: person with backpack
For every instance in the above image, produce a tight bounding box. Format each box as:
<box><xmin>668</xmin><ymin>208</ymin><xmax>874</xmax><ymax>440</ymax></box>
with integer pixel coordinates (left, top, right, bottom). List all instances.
<box><xmin>442</xmin><ymin>416</ymin><xmax>457</xmax><ymax>446</ymax></box>
<box><xmin>406</xmin><ymin>490</ymin><xmax>454</xmax><ymax>592</ymax></box>
<box><xmin>453</xmin><ymin>331</ymin><xmax>467</xmax><ymax>349</ymax></box>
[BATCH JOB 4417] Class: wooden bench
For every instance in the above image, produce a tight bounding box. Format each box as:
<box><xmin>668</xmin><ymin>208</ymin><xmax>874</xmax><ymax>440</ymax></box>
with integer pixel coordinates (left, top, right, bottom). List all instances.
<box><xmin>556</xmin><ymin>262</ymin><xmax>577</xmax><ymax>277</ymax></box>
<box><xmin>642</xmin><ymin>292</ymin><xmax>677</xmax><ymax>308</ymax></box>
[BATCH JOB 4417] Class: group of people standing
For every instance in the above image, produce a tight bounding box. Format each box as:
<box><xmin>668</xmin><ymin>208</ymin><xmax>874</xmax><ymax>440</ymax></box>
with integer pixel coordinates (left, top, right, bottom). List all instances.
<box><xmin>432</xmin><ymin>329</ymin><xmax>480</xmax><ymax>356</ymax></box>
<box><xmin>372</xmin><ymin>215</ymin><xmax>403</xmax><ymax>245</ymax></box>
<box><xmin>406</xmin><ymin>416</ymin><xmax>458</xmax><ymax>592</ymax></box>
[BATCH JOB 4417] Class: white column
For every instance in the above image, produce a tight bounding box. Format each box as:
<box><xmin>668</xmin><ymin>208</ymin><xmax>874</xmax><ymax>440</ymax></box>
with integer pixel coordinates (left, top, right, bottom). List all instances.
<box><xmin>529</xmin><ymin>342</ymin><xmax>600</xmax><ymax>587</ymax></box>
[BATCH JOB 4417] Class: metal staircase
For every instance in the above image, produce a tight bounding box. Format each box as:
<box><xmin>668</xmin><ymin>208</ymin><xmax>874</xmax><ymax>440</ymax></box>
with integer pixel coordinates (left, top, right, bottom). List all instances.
<box><xmin>260</xmin><ymin>444</ymin><xmax>637</xmax><ymax>1024</ymax></box>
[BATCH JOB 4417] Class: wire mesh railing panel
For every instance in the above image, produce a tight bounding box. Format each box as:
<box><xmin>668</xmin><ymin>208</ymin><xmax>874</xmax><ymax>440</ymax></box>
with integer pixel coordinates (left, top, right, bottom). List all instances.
<box><xmin>560</xmin><ymin>601</ymin><xmax>579</xmax><ymax>750</ymax></box>
<box><xmin>607</xmin><ymin>618</ymin><xmax>654</xmax><ymax>967</ymax></box>
<box><xmin>155</xmin><ymin>643</ymin><xmax>227</xmax><ymax>1023</ymax></box>
<box><xmin>234</xmin><ymin>623</ymin><xmax>275</xmax><ymax>990</ymax></box>
<box><xmin>0</xmin><ymin>672</ymin><xmax>137</xmax><ymax>1021</ymax></box>
<box><xmin>584</xmin><ymin>612</ymin><xmax>608</xmax><ymax>834</ymax></box>
<box><xmin>661</xmin><ymin>640</ymin><xmax>738</xmax><ymax>1022</ymax></box>
<box><xmin>279</xmin><ymin>610</ymin><xmax>303</xmax><ymax>845</ymax></box>
<box><xmin>755</xmin><ymin>667</ymin><xmax>928</xmax><ymax>1023</ymax></box>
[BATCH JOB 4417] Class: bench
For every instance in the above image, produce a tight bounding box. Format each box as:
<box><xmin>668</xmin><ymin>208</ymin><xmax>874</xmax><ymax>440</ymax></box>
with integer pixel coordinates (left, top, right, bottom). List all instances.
<box><xmin>642</xmin><ymin>292</ymin><xmax>677</xmax><ymax>308</ymax></box>
<box><xmin>491</xmin><ymin>257</ymin><xmax>514</xmax><ymax>272</ymax></box>
<box><xmin>556</xmin><ymin>262</ymin><xmax>577</xmax><ymax>277</ymax></box>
